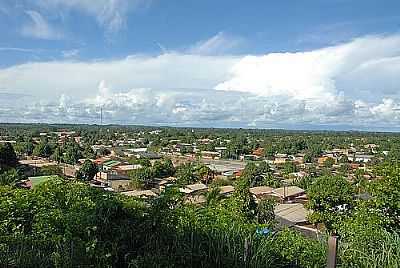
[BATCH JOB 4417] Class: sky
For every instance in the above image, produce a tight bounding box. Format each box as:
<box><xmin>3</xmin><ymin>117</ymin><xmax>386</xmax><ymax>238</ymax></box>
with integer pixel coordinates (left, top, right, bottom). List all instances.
<box><xmin>1</xmin><ymin>1</ymin><xmax>400</xmax><ymax>130</ymax></box>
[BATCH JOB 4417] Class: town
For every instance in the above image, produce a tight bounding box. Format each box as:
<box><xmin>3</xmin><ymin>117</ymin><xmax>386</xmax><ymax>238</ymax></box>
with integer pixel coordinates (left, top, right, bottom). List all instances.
<box><xmin>1</xmin><ymin>123</ymin><xmax>399</xmax><ymax>267</ymax></box>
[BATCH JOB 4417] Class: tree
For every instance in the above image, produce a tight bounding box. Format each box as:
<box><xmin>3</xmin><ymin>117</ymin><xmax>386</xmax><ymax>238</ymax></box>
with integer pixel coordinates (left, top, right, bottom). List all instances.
<box><xmin>339</xmin><ymin>155</ymin><xmax>349</xmax><ymax>163</ymax></box>
<box><xmin>307</xmin><ymin>175</ymin><xmax>354</xmax><ymax>232</ymax></box>
<box><xmin>76</xmin><ymin>160</ymin><xmax>98</xmax><ymax>181</ymax></box>
<box><xmin>128</xmin><ymin>167</ymin><xmax>154</xmax><ymax>189</ymax></box>
<box><xmin>303</xmin><ymin>153</ymin><xmax>313</xmax><ymax>163</ymax></box>
<box><xmin>51</xmin><ymin>147</ymin><xmax>63</xmax><ymax>163</ymax></box>
<box><xmin>283</xmin><ymin>161</ymin><xmax>297</xmax><ymax>175</ymax></box>
<box><xmin>263</xmin><ymin>173</ymin><xmax>281</xmax><ymax>188</ymax></box>
<box><xmin>0</xmin><ymin>168</ymin><xmax>22</xmax><ymax>186</ymax></box>
<box><xmin>39</xmin><ymin>165</ymin><xmax>63</xmax><ymax>176</ymax></box>
<box><xmin>176</xmin><ymin>163</ymin><xmax>199</xmax><ymax>185</ymax></box>
<box><xmin>33</xmin><ymin>141</ymin><xmax>53</xmax><ymax>158</ymax></box>
<box><xmin>0</xmin><ymin>142</ymin><xmax>17</xmax><ymax>168</ymax></box>
<box><xmin>231</xmin><ymin>176</ymin><xmax>257</xmax><ymax>219</ymax></box>
<box><xmin>152</xmin><ymin>158</ymin><xmax>175</xmax><ymax>178</ymax></box>
<box><xmin>324</xmin><ymin>157</ymin><xmax>335</xmax><ymax>168</ymax></box>
<box><xmin>83</xmin><ymin>145</ymin><xmax>96</xmax><ymax>159</ymax></box>
<box><xmin>256</xmin><ymin>198</ymin><xmax>276</xmax><ymax>225</ymax></box>
<box><xmin>368</xmin><ymin>163</ymin><xmax>400</xmax><ymax>231</ymax></box>
<box><xmin>63</xmin><ymin>142</ymin><xmax>82</xmax><ymax>164</ymax></box>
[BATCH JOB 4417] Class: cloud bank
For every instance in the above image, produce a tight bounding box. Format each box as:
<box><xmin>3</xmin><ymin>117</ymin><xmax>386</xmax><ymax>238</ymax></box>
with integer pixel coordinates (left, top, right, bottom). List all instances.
<box><xmin>1</xmin><ymin>34</ymin><xmax>400</xmax><ymax>130</ymax></box>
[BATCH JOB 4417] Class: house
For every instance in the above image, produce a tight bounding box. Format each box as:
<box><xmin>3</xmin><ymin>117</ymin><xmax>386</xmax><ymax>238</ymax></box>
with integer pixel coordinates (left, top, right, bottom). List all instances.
<box><xmin>317</xmin><ymin>156</ymin><xmax>336</xmax><ymax>166</ymax></box>
<box><xmin>272</xmin><ymin>186</ymin><xmax>305</xmax><ymax>202</ymax></box>
<box><xmin>135</xmin><ymin>151</ymin><xmax>160</xmax><ymax>159</ymax></box>
<box><xmin>102</xmin><ymin>160</ymin><xmax>121</xmax><ymax>171</ymax></box>
<box><xmin>348</xmin><ymin>154</ymin><xmax>373</xmax><ymax>163</ymax></box>
<box><xmin>249</xmin><ymin>186</ymin><xmax>274</xmax><ymax>199</ymax></box>
<box><xmin>218</xmin><ymin>185</ymin><xmax>235</xmax><ymax>196</ymax></box>
<box><xmin>122</xmin><ymin>190</ymin><xmax>157</xmax><ymax>198</ymax></box>
<box><xmin>252</xmin><ymin>148</ymin><xmax>265</xmax><ymax>157</ymax></box>
<box><xmin>240</xmin><ymin>154</ymin><xmax>259</xmax><ymax>161</ymax></box>
<box><xmin>274</xmin><ymin>203</ymin><xmax>309</xmax><ymax>226</ymax></box>
<box><xmin>109</xmin><ymin>179</ymin><xmax>132</xmax><ymax>192</ymax></box>
<box><xmin>179</xmin><ymin>183</ymin><xmax>208</xmax><ymax>194</ymax></box>
<box><xmin>274</xmin><ymin>154</ymin><xmax>288</xmax><ymax>164</ymax></box>
<box><xmin>274</xmin><ymin>203</ymin><xmax>319</xmax><ymax>238</ymax></box>
<box><xmin>201</xmin><ymin>151</ymin><xmax>221</xmax><ymax>159</ymax></box>
<box><xmin>148</xmin><ymin>176</ymin><xmax>176</xmax><ymax>191</ymax></box>
<box><xmin>115</xmin><ymin>164</ymin><xmax>142</xmax><ymax>176</ymax></box>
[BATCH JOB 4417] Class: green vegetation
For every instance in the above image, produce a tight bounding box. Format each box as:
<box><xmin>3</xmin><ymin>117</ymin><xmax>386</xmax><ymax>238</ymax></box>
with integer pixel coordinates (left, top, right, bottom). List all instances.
<box><xmin>1</xmin><ymin>124</ymin><xmax>400</xmax><ymax>267</ymax></box>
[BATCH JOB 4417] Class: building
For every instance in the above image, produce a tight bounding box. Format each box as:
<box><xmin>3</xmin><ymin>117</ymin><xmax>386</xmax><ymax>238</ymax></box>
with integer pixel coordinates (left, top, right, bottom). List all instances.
<box><xmin>272</xmin><ymin>186</ymin><xmax>306</xmax><ymax>202</ymax></box>
<box><xmin>179</xmin><ymin>183</ymin><xmax>208</xmax><ymax>194</ymax></box>
<box><xmin>122</xmin><ymin>190</ymin><xmax>157</xmax><ymax>198</ymax></box>
<box><xmin>218</xmin><ymin>185</ymin><xmax>235</xmax><ymax>196</ymax></box>
<box><xmin>249</xmin><ymin>186</ymin><xmax>274</xmax><ymax>199</ymax></box>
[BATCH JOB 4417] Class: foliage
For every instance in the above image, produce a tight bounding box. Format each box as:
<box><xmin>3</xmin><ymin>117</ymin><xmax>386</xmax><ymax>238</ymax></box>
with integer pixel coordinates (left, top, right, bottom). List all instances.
<box><xmin>175</xmin><ymin>162</ymin><xmax>200</xmax><ymax>185</ymax></box>
<box><xmin>0</xmin><ymin>143</ymin><xmax>17</xmax><ymax>168</ymax></box>
<box><xmin>76</xmin><ymin>160</ymin><xmax>98</xmax><ymax>181</ymax></box>
<box><xmin>0</xmin><ymin>168</ymin><xmax>22</xmax><ymax>186</ymax></box>
<box><xmin>63</xmin><ymin>141</ymin><xmax>82</xmax><ymax>165</ymax></box>
<box><xmin>307</xmin><ymin>175</ymin><xmax>354</xmax><ymax>232</ymax></box>
<box><xmin>33</xmin><ymin>140</ymin><xmax>53</xmax><ymax>158</ymax></box>
<box><xmin>38</xmin><ymin>165</ymin><xmax>63</xmax><ymax>176</ymax></box>
<box><xmin>128</xmin><ymin>167</ymin><xmax>154</xmax><ymax>189</ymax></box>
<box><xmin>255</xmin><ymin>198</ymin><xmax>276</xmax><ymax>225</ymax></box>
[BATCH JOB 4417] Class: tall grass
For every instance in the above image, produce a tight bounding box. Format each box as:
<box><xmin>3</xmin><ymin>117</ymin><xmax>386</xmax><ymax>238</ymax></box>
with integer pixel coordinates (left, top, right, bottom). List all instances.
<box><xmin>339</xmin><ymin>231</ymin><xmax>400</xmax><ymax>268</ymax></box>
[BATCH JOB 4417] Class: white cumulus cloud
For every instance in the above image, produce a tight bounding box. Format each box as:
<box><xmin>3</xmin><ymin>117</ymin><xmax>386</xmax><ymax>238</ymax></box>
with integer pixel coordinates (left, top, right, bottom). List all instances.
<box><xmin>1</xmin><ymin>34</ymin><xmax>400</xmax><ymax>129</ymax></box>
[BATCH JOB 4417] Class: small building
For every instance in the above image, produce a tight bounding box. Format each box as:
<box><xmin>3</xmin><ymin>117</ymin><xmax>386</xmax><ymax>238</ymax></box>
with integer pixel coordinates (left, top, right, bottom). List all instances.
<box><xmin>274</xmin><ymin>203</ymin><xmax>309</xmax><ymax>227</ymax></box>
<box><xmin>272</xmin><ymin>186</ymin><xmax>305</xmax><ymax>202</ymax></box>
<box><xmin>218</xmin><ymin>185</ymin><xmax>235</xmax><ymax>196</ymax></box>
<box><xmin>179</xmin><ymin>183</ymin><xmax>208</xmax><ymax>194</ymax></box>
<box><xmin>201</xmin><ymin>151</ymin><xmax>221</xmax><ymax>159</ymax></box>
<box><xmin>250</xmin><ymin>186</ymin><xmax>274</xmax><ymax>199</ymax></box>
<box><xmin>122</xmin><ymin>190</ymin><xmax>157</xmax><ymax>198</ymax></box>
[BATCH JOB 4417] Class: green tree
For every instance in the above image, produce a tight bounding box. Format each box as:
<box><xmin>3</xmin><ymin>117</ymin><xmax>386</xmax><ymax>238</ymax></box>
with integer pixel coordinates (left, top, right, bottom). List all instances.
<box><xmin>0</xmin><ymin>168</ymin><xmax>22</xmax><ymax>186</ymax></box>
<box><xmin>324</xmin><ymin>157</ymin><xmax>335</xmax><ymax>168</ymax></box>
<box><xmin>152</xmin><ymin>158</ymin><xmax>175</xmax><ymax>178</ymax></box>
<box><xmin>63</xmin><ymin>142</ymin><xmax>82</xmax><ymax>164</ymax></box>
<box><xmin>0</xmin><ymin>142</ymin><xmax>17</xmax><ymax>168</ymax></box>
<box><xmin>176</xmin><ymin>163</ymin><xmax>199</xmax><ymax>185</ymax></box>
<box><xmin>51</xmin><ymin>146</ymin><xmax>63</xmax><ymax>163</ymax></box>
<box><xmin>76</xmin><ymin>160</ymin><xmax>98</xmax><ymax>181</ymax></box>
<box><xmin>283</xmin><ymin>161</ymin><xmax>297</xmax><ymax>175</ymax></box>
<box><xmin>39</xmin><ymin>165</ymin><xmax>63</xmax><ymax>176</ymax></box>
<box><xmin>128</xmin><ymin>167</ymin><xmax>154</xmax><ymax>189</ymax></box>
<box><xmin>307</xmin><ymin>175</ymin><xmax>354</xmax><ymax>232</ymax></box>
<box><xmin>256</xmin><ymin>198</ymin><xmax>276</xmax><ymax>225</ymax></box>
<box><xmin>33</xmin><ymin>141</ymin><xmax>53</xmax><ymax>158</ymax></box>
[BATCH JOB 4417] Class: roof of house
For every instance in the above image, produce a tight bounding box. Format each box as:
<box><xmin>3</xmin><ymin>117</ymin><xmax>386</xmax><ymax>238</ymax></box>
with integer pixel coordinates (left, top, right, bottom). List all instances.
<box><xmin>273</xmin><ymin>186</ymin><xmax>305</xmax><ymax>198</ymax></box>
<box><xmin>218</xmin><ymin>185</ymin><xmax>235</xmax><ymax>195</ymax></box>
<box><xmin>249</xmin><ymin>186</ymin><xmax>274</xmax><ymax>196</ymax></box>
<box><xmin>117</xmin><ymin>164</ymin><xmax>142</xmax><ymax>171</ymax></box>
<box><xmin>102</xmin><ymin>160</ymin><xmax>121</xmax><ymax>167</ymax></box>
<box><xmin>179</xmin><ymin>183</ymin><xmax>208</xmax><ymax>194</ymax></box>
<box><xmin>28</xmin><ymin>175</ymin><xmax>59</xmax><ymax>188</ymax></box>
<box><xmin>274</xmin><ymin>203</ymin><xmax>309</xmax><ymax>225</ymax></box>
<box><xmin>121</xmin><ymin>190</ymin><xmax>157</xmax><ymax>198</ymax></box>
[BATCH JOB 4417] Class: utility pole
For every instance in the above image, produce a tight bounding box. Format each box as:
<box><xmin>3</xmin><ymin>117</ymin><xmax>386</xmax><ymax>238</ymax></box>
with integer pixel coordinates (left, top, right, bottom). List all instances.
<box><xmin>327</xmin><ymin>235</ymin><xmax>338</xmax><ymax>268</ymax></box>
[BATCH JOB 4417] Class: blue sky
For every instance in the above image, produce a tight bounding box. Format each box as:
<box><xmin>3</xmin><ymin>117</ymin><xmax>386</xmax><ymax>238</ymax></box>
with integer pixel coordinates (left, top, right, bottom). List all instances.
<box><xmin>1</xmin><ymin>0</ymin><xmax>400</xmax><ymax>130</ymax></box>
